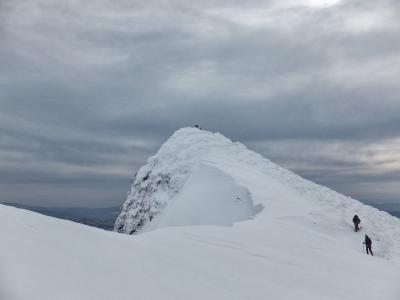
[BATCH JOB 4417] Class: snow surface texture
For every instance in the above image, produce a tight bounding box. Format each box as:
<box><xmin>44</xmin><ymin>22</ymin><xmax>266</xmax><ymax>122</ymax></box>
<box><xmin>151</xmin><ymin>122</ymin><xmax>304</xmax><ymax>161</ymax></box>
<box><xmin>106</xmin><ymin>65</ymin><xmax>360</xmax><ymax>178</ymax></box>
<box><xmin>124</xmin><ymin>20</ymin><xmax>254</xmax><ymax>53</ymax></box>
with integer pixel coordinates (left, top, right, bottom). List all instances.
<box><xmin>2</xmin><ymin>127</ymin><xmax>400</xmax><ymax>300</ymax></box>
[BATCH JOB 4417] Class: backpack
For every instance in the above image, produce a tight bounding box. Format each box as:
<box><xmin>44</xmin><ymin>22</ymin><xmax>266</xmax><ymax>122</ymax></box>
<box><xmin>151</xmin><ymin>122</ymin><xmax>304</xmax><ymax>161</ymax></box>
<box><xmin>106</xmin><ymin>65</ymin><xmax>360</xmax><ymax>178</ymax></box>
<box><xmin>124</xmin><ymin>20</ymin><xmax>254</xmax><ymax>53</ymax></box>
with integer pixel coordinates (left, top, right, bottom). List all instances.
<box><xmin>353</xmin><ymin>215</ymin><xmax>360</xmax><ymax>224</ymax></box>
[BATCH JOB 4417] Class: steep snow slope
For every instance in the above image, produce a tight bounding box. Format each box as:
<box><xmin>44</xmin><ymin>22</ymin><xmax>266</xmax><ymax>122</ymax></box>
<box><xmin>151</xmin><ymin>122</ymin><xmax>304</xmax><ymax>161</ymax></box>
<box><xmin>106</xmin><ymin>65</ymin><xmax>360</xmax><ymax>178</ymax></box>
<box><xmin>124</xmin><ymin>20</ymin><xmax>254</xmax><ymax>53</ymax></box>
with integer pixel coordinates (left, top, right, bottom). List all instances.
<box><xmin>115</xmin><ymin>128</ymin><xmax>400</xmax><ymax>260</ymax></box>
<box><xmin>2</xmin><ymin>128</ymin><xmax>400</xmax><ymax>300</ymax></box>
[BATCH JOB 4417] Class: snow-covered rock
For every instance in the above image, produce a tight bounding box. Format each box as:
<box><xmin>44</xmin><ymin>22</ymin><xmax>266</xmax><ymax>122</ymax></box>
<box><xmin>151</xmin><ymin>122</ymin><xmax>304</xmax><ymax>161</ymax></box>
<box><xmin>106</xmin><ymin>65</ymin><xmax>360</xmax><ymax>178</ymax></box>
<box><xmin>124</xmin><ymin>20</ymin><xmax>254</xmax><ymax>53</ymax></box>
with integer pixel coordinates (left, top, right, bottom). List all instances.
<box><xmin>114</xmin><ymin>127</ymin><xmax>253</xmax><ymax>234</ymax></box>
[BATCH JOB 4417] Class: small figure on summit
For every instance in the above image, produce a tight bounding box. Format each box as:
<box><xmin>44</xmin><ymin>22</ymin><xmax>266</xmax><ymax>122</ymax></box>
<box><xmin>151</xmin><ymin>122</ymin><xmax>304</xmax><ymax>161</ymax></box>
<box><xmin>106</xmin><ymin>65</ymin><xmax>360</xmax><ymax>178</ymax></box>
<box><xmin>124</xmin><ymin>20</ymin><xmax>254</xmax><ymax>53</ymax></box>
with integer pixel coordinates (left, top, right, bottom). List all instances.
<box><xmin>193</xmin><ymin>124</ymin><xmax>202</xmax><ymax>130</ymax></box>
<box><xmin>364</xmin><ymin>234</ymin><xmax>373</xmax><ymax>256</ymax></box>
<box><xmin>352</xmin><ymin>214</ymin><xmax>361</xmax><ymax>232</ymax></box>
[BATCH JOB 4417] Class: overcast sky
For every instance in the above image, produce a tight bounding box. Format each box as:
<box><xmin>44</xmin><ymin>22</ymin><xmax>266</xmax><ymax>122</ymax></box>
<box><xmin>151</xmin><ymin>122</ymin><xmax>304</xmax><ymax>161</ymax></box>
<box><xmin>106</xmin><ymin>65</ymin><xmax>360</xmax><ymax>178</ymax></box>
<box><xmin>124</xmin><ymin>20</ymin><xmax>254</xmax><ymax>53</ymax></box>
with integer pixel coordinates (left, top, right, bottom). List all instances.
<box><xmin>1</xmin><ymin>0</ymin><xmax>399</xmax><ymax>207</ymax></box>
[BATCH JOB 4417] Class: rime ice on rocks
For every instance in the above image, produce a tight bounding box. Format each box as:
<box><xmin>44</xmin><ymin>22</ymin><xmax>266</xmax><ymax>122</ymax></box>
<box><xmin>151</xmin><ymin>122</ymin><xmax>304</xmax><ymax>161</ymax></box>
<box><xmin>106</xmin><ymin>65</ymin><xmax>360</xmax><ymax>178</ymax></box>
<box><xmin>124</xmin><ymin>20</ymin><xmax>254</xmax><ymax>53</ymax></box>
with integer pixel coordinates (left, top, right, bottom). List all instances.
<box><xmin>114</xmin><ymin>127</ymin><xmax>249</xmax><ymax>234</ymax></box>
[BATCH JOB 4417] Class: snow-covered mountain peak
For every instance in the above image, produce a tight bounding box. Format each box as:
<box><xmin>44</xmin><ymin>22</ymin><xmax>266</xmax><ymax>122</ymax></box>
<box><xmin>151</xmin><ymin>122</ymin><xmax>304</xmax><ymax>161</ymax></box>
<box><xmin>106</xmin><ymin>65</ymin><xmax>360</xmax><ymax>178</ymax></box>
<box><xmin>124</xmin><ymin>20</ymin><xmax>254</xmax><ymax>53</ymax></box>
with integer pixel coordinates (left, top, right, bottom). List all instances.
<box><xmin>135</xmin><ymin>127</ymin><xmax>236</xmax><ymax>184</ymax></box>
<box><xmin>114</xmin><ymin>127</ymin><xmax>254</xmax><ymax>234</ymax></box>
<box><xmin>114</xmin><ymin>127</ymin><xmax>400</xmax><ymax>265</ymax></box>
<box><xmin>2</xmin><ymin>127</ymin><xmax>400</xmax><ymax>300</ymax></box>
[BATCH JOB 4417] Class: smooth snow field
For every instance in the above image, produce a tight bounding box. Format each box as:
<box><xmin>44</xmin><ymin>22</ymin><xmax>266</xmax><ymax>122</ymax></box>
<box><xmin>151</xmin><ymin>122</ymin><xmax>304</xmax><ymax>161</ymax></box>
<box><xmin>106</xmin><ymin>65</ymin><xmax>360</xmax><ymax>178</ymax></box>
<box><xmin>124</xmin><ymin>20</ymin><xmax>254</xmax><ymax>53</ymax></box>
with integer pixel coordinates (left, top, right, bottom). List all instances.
<box><xmin>1</xmin><ymin>128</ymin><xmax>400</xmax><ymax>300</ymax></box>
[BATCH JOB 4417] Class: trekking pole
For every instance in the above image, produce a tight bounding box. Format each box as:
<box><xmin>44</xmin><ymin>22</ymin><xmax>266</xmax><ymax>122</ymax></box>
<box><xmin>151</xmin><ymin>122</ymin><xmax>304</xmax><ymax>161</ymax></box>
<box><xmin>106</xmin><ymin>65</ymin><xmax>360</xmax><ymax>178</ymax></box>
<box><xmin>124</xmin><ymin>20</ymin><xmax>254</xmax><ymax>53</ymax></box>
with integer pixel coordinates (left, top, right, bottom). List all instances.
<box><xmin>362</xmin><ymin>242</ymin><xmax>365</xmax><ymax>254</ymax></box>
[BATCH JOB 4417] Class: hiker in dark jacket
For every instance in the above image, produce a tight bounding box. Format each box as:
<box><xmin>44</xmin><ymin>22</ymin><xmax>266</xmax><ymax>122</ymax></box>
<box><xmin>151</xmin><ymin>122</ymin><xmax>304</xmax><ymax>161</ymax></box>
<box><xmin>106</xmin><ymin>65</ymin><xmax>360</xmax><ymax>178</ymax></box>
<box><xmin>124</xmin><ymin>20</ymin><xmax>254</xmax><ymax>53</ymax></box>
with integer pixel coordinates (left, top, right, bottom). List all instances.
<box><xmin>352</xmin><ymin>215</ymin><xmax>361</xmax><ymax>232</ymax></box>
<box><xmin>364</xmin><ymin>234</ymin><xmax>373</xmax><ymax>256</ymax></box>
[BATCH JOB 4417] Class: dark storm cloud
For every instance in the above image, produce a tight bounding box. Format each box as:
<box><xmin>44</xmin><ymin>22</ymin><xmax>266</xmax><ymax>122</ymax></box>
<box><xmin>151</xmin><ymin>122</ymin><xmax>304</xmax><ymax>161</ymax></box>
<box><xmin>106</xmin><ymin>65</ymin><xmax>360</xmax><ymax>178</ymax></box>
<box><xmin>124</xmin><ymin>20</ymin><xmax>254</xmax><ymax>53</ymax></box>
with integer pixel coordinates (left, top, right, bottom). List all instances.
<box><xmin>0</xmin><ymin>0</ymin><xmax>399</xmax><ymax>206</ymax></box>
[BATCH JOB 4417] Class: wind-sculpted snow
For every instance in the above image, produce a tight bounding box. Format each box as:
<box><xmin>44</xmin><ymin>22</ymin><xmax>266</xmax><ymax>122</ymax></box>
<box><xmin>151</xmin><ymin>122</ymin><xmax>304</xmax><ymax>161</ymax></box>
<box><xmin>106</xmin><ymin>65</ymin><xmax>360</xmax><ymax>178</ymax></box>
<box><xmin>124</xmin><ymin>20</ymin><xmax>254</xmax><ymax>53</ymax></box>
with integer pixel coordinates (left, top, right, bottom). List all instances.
<box><xmin>114</xmin><ymin>128</ymin><xmax>244</xmax><ymax>234</ymax></box>
<box><xmin>143</xmin><ymin>163</ymin><xmax>262</xmax><ymax>231</ymax></box>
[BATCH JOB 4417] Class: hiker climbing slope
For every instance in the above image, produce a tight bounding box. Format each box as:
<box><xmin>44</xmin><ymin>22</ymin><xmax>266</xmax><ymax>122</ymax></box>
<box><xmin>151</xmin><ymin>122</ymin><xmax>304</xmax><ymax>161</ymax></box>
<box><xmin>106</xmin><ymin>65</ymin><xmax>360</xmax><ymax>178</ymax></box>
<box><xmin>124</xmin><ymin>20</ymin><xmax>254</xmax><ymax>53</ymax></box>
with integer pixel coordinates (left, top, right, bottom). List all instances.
<box><xmin>352</xmin><ymin>215</ymin><xmax>361</xmax><ymax>232</ymax></box>
<box><xmin>364</xmin><ymin>234</ymin><xmax>373</xmax><ymax>256</ymax></box>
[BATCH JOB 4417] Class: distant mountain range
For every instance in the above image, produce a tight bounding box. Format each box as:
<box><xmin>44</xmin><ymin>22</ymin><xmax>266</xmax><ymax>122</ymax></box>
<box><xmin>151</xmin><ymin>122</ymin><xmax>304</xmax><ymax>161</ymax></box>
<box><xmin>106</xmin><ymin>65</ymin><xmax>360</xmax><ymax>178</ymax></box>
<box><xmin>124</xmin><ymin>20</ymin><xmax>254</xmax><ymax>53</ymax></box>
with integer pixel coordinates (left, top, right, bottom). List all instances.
<box><xmin>1</xmin><ymin>201</ymin><xmax>398</xmax><ymax>233</ymax></box>
<box><xmin>2</xmin><ymin>203</ymin><xmax>120</xmax><ymax>230</ymax></box>
<box><xmin>368</xmin><ymin>203</ymin><xmax>400</xmax><ymax>218</ymax></box>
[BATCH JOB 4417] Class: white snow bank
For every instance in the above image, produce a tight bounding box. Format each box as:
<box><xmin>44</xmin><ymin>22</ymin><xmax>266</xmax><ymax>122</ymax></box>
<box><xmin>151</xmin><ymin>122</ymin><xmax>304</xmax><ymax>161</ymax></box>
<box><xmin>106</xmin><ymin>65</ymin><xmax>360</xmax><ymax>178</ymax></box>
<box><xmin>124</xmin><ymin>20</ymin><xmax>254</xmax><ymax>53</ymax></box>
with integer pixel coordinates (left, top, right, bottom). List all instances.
<box><xmin>144</xmin><ymin>163</ymin><xmax>260</xmax><ymax>230</ymax></box>
<box><xmin>1</xmin><ymin>203</ymin><xmax>400</xmax><ymax>300</ymax></box>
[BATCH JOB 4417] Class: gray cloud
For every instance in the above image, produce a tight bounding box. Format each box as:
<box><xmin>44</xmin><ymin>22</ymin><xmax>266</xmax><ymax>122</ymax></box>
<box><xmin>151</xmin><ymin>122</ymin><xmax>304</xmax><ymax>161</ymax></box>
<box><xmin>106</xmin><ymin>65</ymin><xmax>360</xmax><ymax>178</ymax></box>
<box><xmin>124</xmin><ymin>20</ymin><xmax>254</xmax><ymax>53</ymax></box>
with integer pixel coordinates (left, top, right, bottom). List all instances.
<box><xmin>0</xmin><ymin>0</ymin><xmax>399</xmax><ymax>206</ymax></box>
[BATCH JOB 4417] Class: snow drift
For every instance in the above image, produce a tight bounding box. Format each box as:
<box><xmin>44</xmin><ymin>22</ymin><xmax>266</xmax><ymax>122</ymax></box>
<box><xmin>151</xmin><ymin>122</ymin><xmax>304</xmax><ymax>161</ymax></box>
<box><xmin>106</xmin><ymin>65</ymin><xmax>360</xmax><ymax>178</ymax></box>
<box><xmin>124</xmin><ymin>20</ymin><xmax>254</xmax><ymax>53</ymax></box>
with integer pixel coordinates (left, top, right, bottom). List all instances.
<box><xmin>2</xmin><ymin>127</ymin><xmax>400</xmax><ymax>300</ymax></box>
<box><xmin>145</xmin><ymin>163</ymin><xmax>260</xmax><ymax>230</ymax></box>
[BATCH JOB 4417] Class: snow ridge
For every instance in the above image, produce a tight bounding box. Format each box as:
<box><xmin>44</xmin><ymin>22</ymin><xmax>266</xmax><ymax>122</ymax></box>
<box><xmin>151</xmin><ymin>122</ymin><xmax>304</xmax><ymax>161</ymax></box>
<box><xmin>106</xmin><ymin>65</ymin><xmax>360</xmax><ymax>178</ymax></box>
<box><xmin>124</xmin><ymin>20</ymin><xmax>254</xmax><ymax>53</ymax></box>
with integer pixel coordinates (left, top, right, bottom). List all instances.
<box><xmin>115</xmin><ymin>127</ymin><xmax>400</xmax><ymax>262</ymax></box>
